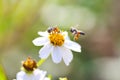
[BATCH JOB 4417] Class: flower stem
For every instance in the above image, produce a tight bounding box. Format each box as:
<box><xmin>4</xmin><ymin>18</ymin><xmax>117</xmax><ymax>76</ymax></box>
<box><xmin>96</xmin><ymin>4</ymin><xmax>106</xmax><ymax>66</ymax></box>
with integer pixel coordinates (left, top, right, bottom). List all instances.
<box><xmin>37</xmin><ymin>59</ymin><xmax>46</xmax><ymax>67</ymax></box>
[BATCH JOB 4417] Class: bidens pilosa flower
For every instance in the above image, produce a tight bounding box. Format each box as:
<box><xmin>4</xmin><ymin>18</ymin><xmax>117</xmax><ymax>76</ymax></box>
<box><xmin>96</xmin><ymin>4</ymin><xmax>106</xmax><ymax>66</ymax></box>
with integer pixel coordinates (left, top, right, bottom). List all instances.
<box><xmin>16</xmin><ymin>57</ymin><xmax>50</xmax><ymax>80</ymax></box>
<box><xmin>32</xmin><ymin>26</ymin><xmax>81</xmax><ymax>66</ymax></box>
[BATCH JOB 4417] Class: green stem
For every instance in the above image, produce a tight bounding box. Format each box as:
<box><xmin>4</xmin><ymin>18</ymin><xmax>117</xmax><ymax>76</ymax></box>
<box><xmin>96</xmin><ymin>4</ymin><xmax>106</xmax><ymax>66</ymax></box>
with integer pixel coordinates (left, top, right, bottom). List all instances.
<box><xmin>37</xmin><ymin>59</ymin><xmax>46</xmax><ymax>67</ymax></box>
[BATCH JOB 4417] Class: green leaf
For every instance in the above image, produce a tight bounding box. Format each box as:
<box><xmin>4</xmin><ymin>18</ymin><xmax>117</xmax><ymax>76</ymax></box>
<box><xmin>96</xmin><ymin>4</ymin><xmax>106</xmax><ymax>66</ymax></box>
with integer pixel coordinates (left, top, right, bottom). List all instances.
<box><xmin>0</xmin><ymin>64</ymin><xmax>7</xmax><ymax>80</ymax></box>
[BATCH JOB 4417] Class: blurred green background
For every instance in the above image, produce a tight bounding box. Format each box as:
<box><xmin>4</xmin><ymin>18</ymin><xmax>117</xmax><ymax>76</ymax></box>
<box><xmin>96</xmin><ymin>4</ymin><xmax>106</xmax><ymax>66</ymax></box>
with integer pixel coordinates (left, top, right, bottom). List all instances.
<box><xmin>0</xmin><ymin>0</ymin><xmax>120</xmax><ymax>80</ymax></box>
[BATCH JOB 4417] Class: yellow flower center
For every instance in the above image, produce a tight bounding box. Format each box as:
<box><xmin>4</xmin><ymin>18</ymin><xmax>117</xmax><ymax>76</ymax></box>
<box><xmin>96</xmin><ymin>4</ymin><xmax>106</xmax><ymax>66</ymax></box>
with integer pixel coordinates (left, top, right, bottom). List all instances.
<box><xmin>23</xmin><ymin>57</ymin><xmax>37</xmax><ymax>72</ymax></box>
<box><xmin>49</xmin><ymin>28</ymin><xmax>64</xmax><ymax>46</ymax></box>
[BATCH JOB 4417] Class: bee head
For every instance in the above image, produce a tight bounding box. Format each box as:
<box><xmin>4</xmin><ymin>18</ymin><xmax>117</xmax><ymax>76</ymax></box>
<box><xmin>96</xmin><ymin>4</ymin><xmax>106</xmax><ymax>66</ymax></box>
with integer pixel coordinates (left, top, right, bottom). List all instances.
<box><xmin>70</xmin><ymin>27</ymin><xmax>77</xmax><ymax>34</ymax></box>
<box><xmin>47</xmin><ymin>27</ymin><xmax>53</xmax><ymax>33</ymax></box>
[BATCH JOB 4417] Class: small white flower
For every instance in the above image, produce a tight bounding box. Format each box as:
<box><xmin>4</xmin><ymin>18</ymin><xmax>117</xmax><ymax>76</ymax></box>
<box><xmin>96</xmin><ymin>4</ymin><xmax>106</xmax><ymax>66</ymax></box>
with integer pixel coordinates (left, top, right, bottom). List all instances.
<box><xmin>16</xmin><ymin>69</ymin><xmax>50</xmax><ymax>80</ymax></box>
<box><xmin>33</xmin><ymin>27</ymin><xmax>81</xmax><ymax>66</ymax></box>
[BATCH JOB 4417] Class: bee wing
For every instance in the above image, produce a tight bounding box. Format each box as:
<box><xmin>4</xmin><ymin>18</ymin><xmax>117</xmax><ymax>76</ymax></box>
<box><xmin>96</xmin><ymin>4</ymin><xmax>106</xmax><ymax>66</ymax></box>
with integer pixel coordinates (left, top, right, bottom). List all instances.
<box><xmin>74</xmin><ymin>24</ymin><xmax>80</xmax><ymax>29</ymax></box>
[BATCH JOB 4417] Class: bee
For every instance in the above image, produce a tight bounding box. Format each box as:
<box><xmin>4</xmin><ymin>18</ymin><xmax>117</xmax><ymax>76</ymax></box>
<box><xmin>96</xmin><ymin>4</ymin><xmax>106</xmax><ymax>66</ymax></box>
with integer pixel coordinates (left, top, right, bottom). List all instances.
<box><xmin>47</xmin><ymin>27</ymin><xmax>53</xmax><ymax>33</ymax></box>
<box><xmin>47</xmin><ymin>26</ymin><xmax>60</xmax><ymax>33</ymax></box>
<box><xmin>70</xmin><ymin>27</ymin><xmax>85</xmax><ymax>40</ymax></box>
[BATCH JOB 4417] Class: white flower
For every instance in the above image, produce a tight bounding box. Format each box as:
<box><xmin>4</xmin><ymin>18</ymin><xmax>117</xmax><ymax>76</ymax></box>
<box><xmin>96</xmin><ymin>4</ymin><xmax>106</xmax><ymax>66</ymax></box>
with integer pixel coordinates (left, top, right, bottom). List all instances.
<box><xmin>32</xmin><ymin>27</ymin><xmax>81</xmax><ymax>66</ymax></box>
<box><xmin>16</xmin><ymin>69</ymin><xmax>50</xmax><ymax>80</ymax></box>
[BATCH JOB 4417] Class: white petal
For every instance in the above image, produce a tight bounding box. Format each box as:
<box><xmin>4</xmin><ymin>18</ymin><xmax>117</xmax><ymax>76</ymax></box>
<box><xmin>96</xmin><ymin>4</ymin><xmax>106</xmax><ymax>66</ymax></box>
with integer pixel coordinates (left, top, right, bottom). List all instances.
<box><xmin>34</xmin><ymin>69</ymin><xmax>47</xmax><ymax>80</ymax></box>
<box><xmin>17</xmin><ymin>71</ymin><xmax>34</xmax><ymax>80</ymax></box>
<box><xmin>61</xmin><ymin>47</ymin><xmax>73</xmax><ymax>66</ymax></box>
<box><xmin>16</xmin><ymin>69</ymin><xmax>48</xmax><ymax>80</ymax></box>
<box><xmin>39</xmin><ymin>43</ymin><xmax>53</xmax><ymax>59</ymax></box>
<box><xmin>64</xmin><ymin>40</ymin><xmax>81</xmax><ymax>52</ymax></box>
<box><xmin>38</xmin><ymin>31</ymin><xmax>48</xmax><ymax>37</ymax></box>
<box><xmin>44</xmin><ymin>78</ymin><xmax>50</xmax><ymax>80</ymax></box>
<box><xmin>51</xmin><ymin>46</ymin><xmax>62</xmax><ymax>63</ymax></box>
<box><xmin>23</xmin><ymin>74</ymin><xmax>34</xmax><ymax>80</ymax></box>
<box><xmin>17</xmin><ymin>71</ymin><xmax>25</xmax><ymax>80</ymax></box>
<box><xmin>39</xmin><ymin>71</ymin><xmax>47</xmax><ymax>80</ymax></box>
<box><xmin>62</xmin><ymin>31</ymin><xmax>70</xmax><ymax>40</ymax></box>
<box><xmin>32</xmin><ymin>37</ymin><xmax>49</xmax><ymax>46</ymax></box>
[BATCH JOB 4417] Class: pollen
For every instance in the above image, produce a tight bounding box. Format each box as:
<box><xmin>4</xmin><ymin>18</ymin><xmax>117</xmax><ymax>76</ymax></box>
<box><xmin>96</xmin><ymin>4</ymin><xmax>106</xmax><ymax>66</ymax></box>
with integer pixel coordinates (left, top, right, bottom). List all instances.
<box><xmin>49</xmin><ymin>28</ymin><xmax>64</xmax><ymax>46</ymax></box>
<box><xmin>23</xmin><ymin>57</ymin><xmax>37</xmax><ymax>72</ymax></box>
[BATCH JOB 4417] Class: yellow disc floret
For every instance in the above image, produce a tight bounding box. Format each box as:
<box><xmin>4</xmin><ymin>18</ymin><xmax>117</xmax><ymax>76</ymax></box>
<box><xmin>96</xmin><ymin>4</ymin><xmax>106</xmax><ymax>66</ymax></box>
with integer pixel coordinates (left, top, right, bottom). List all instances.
<box><xmin>23</xmin><ymin>57</ymin><xmax>37</xmax><ymax>72</ymax></box>
<box><xmin>49</xmin><ymin>27</ymin><xmax>64</xmax><ymax>46</ymax></box>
